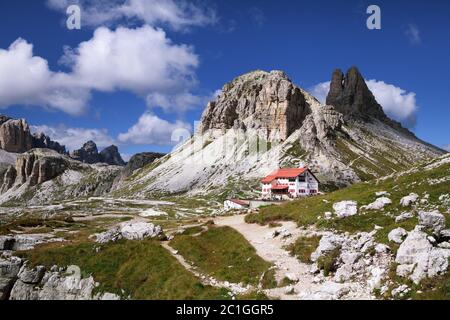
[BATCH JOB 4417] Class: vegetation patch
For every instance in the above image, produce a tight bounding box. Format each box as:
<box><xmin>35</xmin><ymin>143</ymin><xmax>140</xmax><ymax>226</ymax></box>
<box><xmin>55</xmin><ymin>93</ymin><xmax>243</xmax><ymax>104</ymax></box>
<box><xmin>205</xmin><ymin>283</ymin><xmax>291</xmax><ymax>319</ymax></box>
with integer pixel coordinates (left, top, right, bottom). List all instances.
<box><xmin>170</xmin><ymin>226</ymin><xmax>274</xmax><ymax>286</ymax></box>
<box><xmin>19</xmin><ymin>239</ymin><xmax>230</xmax><ymax>300</ymax></box>
<box><xmin>287</xmin><ymin>235</ymin><xmax>322</xmax><ymax>263</ymax></box>
<box><xmin>317</xmin><ymin>248</ymin><xmax>341</xmax><ymax>277</ymax></box>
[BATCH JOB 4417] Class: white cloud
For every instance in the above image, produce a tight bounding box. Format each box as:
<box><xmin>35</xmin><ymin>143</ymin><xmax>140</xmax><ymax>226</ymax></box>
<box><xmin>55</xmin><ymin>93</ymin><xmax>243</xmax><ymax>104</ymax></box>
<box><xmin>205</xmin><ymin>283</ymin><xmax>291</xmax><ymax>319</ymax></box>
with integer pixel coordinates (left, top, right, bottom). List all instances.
<box><xmin>405</xmin><ymin>24</ymin><xmax>421</xmax><ymax>45</ymax></box>
<box><xmin>31</xmin><ymin>125</ymin><xmax>116</xmax><ymax>151</ymax></box>
<box><xmin>67</xmin><ymin>26</ymin><xmax>200</xmax><ymax>112</ymax></box>
<box><xmin>46</xmin><ymin>0</ymin><xmax>217</xmax><ymax>31</ymax></box>
<box><xmin>0</xmin><ymin>26</ymin><xmax>204</xmax><ymax>114</ymax></box>
<box><xmin>307</xmin><ymin>81</ymin><xmax>330</xmax><ymax>105</ymax></box>
<box><xmin>0</xmin><ymin>39</ymin><xmax>89</xmax><ymax>115</ymax></box>
<box><xmin>308</xmin><ymin>79</ymin><xmax>418</xmax><ymax>128</ymax></box>
<box><xmin>366</xmin><ymin>79</ymin><xmax>418</xmax><ymax>128</ymax></box>
<box><xmin>118</xmin><ymin>112</ymin><xmax>191</xmax><ymax>145</ymax></box>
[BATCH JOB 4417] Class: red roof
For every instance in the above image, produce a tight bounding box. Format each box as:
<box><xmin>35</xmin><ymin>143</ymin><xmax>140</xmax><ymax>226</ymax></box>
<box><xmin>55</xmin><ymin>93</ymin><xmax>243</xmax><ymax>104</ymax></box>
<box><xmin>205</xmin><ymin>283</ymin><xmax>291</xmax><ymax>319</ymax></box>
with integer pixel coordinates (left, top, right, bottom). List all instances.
<box><xmin>229</xmin><ymin>199</ymin><xmax>249</xmax><ymax>206</ymax></box>
<box><xmin>261</xmin><ymin>168</ymin><xmax>308</xmax><ymax>183</ymax></box>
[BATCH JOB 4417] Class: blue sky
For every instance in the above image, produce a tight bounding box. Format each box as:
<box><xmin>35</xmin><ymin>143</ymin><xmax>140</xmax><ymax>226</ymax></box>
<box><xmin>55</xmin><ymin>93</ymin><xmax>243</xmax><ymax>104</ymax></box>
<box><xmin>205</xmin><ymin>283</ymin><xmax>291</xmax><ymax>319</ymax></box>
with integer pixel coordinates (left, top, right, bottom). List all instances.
<box><xmin>0</xmin><ymin>0</ymin><xmax>449</xmax><ymax>158</ymax></box>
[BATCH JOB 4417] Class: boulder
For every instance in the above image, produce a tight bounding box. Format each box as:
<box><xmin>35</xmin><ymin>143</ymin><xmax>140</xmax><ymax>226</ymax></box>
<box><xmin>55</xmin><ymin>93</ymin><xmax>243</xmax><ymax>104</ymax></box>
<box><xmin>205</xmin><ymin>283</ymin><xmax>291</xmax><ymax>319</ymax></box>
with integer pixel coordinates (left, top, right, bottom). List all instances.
<box><xmin>362</xmin><ymin>197</ymin><xmax>392</xmax><ymax>210</ymax></box>
<box><xmin>400</xmin><ymin>193</ymin><xmax>419</xmax><ymax>207</ymax></box>
<box><xmin>94</xmin><ymin>221</ymin><xmax>164</xmax><ymax>244</ymax></box>
<box><xmin>311</xmin><ymin>233</ymin><xmax>344</xmax><ymax>262</ymax></box>
<box><xmin>388</xmin><ymin>228</ymin><xmax>408</xmax><ymax>244</ymax></box>
<box><xmin>418</xmin><ymin>210</ymin><xmax>446</xmax><ymax>235</ymax></box>
<box><xmin>395</xmin><ymin>226</ymin><xmax>450</xmax><ymax>284</ymax></box>
<box><xmin>332</xmin><ymin>201</ymin><xmax>358</xmax><ymax>218</ymax></box>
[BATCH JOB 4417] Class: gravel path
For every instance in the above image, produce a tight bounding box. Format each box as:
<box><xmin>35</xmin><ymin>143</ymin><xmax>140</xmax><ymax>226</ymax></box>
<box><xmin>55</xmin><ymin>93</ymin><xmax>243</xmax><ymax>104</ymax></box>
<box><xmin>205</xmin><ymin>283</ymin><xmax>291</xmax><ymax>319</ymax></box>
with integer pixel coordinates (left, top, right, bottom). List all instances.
<box><xmin>214</xmin><ymin>214</ymin><xmax>373</xmax><ymax>300</ymax></box>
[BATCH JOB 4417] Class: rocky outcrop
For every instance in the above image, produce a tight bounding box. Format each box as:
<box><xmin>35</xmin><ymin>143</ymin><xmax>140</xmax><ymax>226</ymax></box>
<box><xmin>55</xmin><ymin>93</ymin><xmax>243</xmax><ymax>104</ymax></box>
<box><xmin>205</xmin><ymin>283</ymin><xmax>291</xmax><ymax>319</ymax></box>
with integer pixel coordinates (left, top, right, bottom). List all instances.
<box><xmin>0</xmin><ymin>117</ymin><xmax>33</xmax><ymax>153</ymax></box>
<box><xmin>0</xmin><ymin>165</ymin><xmax>16</xmax><ymax>193</ymax></box>
<box><xmin>418</xmin><ymin>210</ymin><xmax>446</xmax><ymax>235</ymax></box>
<box><xmin>70</xmin><ymin>141</ymin><xmax>125</xmax><ymax>166</ymax></box>
<box><xmin>0</xmin><ymin>257</ymin><xmax>120</xmax><ymax>300</ymax></box>
<box><xmin>332</xmin><ymin>201</ymin><xmax>358</xmax><ymax>218</ymax></box>
<box><xmin>310</xmin><ymin>231</ymin><xmax>391</xmax><ymax>291</ymax></box>
<box><xmin>31</xmin><ymin>132</ymin><xmax>66</xmax><ymax>155</ymax></box>
<box><xmin>199</xmin><ymin>70</ymin><xmax>311</xmax><ymax>141</ymax></box>
<box><xmin>361</xmin><ymin>197</ymin><xmax>392</xmax><ymax>211</ymax></box>
<box><xmin>395</xmin><ymin>226</ymin><xmax>450</xmax><ymax>284</ymax></box>
<box><xmin>15</xmin><ymin>149</ymin><xmax>69</xmax><ymax>186</ymax></box>
<box><xmin>388</xmin><ymin>228</ymin><xmax>408</xmax><ymax>244</ymax></box>
<box><xmin>400</xmin><ymin>193</ymin><xmax>419</xmax><ymax>207</ymax></box>
<box><xmin>99</xmin><ymin>145</ymin><xmax>125</xmax><ymax>166</ymax></box>
<box><xmin>93</xmin><ymin>221</ymin><xmax>164</xmax><ymax>244</ymax></box>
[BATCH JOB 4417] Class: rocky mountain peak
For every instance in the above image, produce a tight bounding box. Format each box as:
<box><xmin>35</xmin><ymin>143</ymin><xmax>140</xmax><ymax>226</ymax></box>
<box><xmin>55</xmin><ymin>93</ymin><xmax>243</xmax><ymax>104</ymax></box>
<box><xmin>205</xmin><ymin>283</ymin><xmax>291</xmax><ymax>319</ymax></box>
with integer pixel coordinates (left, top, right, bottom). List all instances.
<box><xmin>100</xmin><ymin>145</ymin><xmax>125</xmax><ymax>166</ymax></box>
<box><xmin>70</xmin><ymin>141</ymin><xmax>125</xmax><ymax>166</ymax></box>
<box><xmin>32</xmin><ymin>132</ymin><xmax>67</xmax><ymax>155</ymax></box>
<box><xmin>326</xmin><ymin>66</ymin><xmax>387</xmax><ymax>122</ymax></box>
<box><xmin>199</xmin><ymin>69</ymin><xmax>310</xmax><ymax>141</ymax></box>
<box><xmin>0</xmin><ymin>117</ymin><xmax>33</xmax><ymax>153</ymax></box>
<box><xmin>70</xmin><ymin>141</ymin><xmax>101</xmax><ymax>164</ymax></box>
<box><xmin>326</xmin><ymin>67</ymin><xmax>419</xmax><ymax>138</ymax></box>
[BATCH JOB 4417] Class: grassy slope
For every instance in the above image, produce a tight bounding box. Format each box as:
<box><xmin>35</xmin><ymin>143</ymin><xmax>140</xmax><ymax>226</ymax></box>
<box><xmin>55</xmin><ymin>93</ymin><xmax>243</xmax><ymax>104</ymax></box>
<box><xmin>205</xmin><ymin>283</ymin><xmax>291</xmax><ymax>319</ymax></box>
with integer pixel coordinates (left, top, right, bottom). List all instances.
<box><xmin>247</xmin><ymin>155</ymin><xmax>450</xmax><ymax>299</ymax></box>
<box><xmin>170</xmin><ymin>226</ymin><xmax>275</xmax><ymax>286</ymax></box>
<box><xmin>20</xmin><ymin>239</ymin><xmax>230</xmax><ymax>300</ymax></box>
<box><xmin>246</xmin><ymin>157</ymin><xmax>450</xmax><ymax>244</ymax></box>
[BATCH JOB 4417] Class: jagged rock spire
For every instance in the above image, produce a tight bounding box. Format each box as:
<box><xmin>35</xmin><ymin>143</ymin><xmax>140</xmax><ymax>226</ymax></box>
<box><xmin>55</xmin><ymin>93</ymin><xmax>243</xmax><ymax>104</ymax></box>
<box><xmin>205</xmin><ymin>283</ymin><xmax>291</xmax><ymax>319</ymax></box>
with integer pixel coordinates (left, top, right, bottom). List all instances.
<box><xmin>326</xmin><ymin>66</ymin><xmax>387</xmax><ymax>122</ymax></box>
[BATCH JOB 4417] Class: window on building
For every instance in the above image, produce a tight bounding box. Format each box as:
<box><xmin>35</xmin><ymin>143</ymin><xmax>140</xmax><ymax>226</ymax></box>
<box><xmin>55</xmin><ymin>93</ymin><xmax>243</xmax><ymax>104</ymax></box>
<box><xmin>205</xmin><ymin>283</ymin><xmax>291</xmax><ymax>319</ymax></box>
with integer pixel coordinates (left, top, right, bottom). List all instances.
<box><xmin>298</xmin><ymin>175</ymin><xmax>306</xmax><ymax>182</ymax></box>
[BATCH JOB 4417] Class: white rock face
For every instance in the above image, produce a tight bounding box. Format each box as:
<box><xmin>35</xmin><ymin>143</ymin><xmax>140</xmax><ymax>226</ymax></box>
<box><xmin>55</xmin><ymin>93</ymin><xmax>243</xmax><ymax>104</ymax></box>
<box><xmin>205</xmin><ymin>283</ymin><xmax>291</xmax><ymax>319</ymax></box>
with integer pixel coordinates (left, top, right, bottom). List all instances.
<box><xmin>95</xmin><ymin>221</ymin><xmax>164</xmax><ymax>244</ymax></box>
<box><xmin>332</xmin><ymin>201</ymin><xmax>358</xmax><ymax>218</ymax></box>
<box><xmin>362</xmin><ymin>197</ymin><xmax>392</xmax><ymax>210</ymax></box>
<box><xmin>400</xmin><ymin>193</ymin><xmax>419</xmax><ymax>207</ymax></box>
<box><xmin>395</xmin><ymin>226</ymin><xmax>450</xmax><ymax>284</ymax></box>
<box><xmin>418</xmin><ymin>210</ymin><xmax>446</xmax><ymax>235</ymax></box>
<box><xmin>388</xmin><ymin>228</ymin><xmax>408</xmax><ymax>244</ymax></box>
